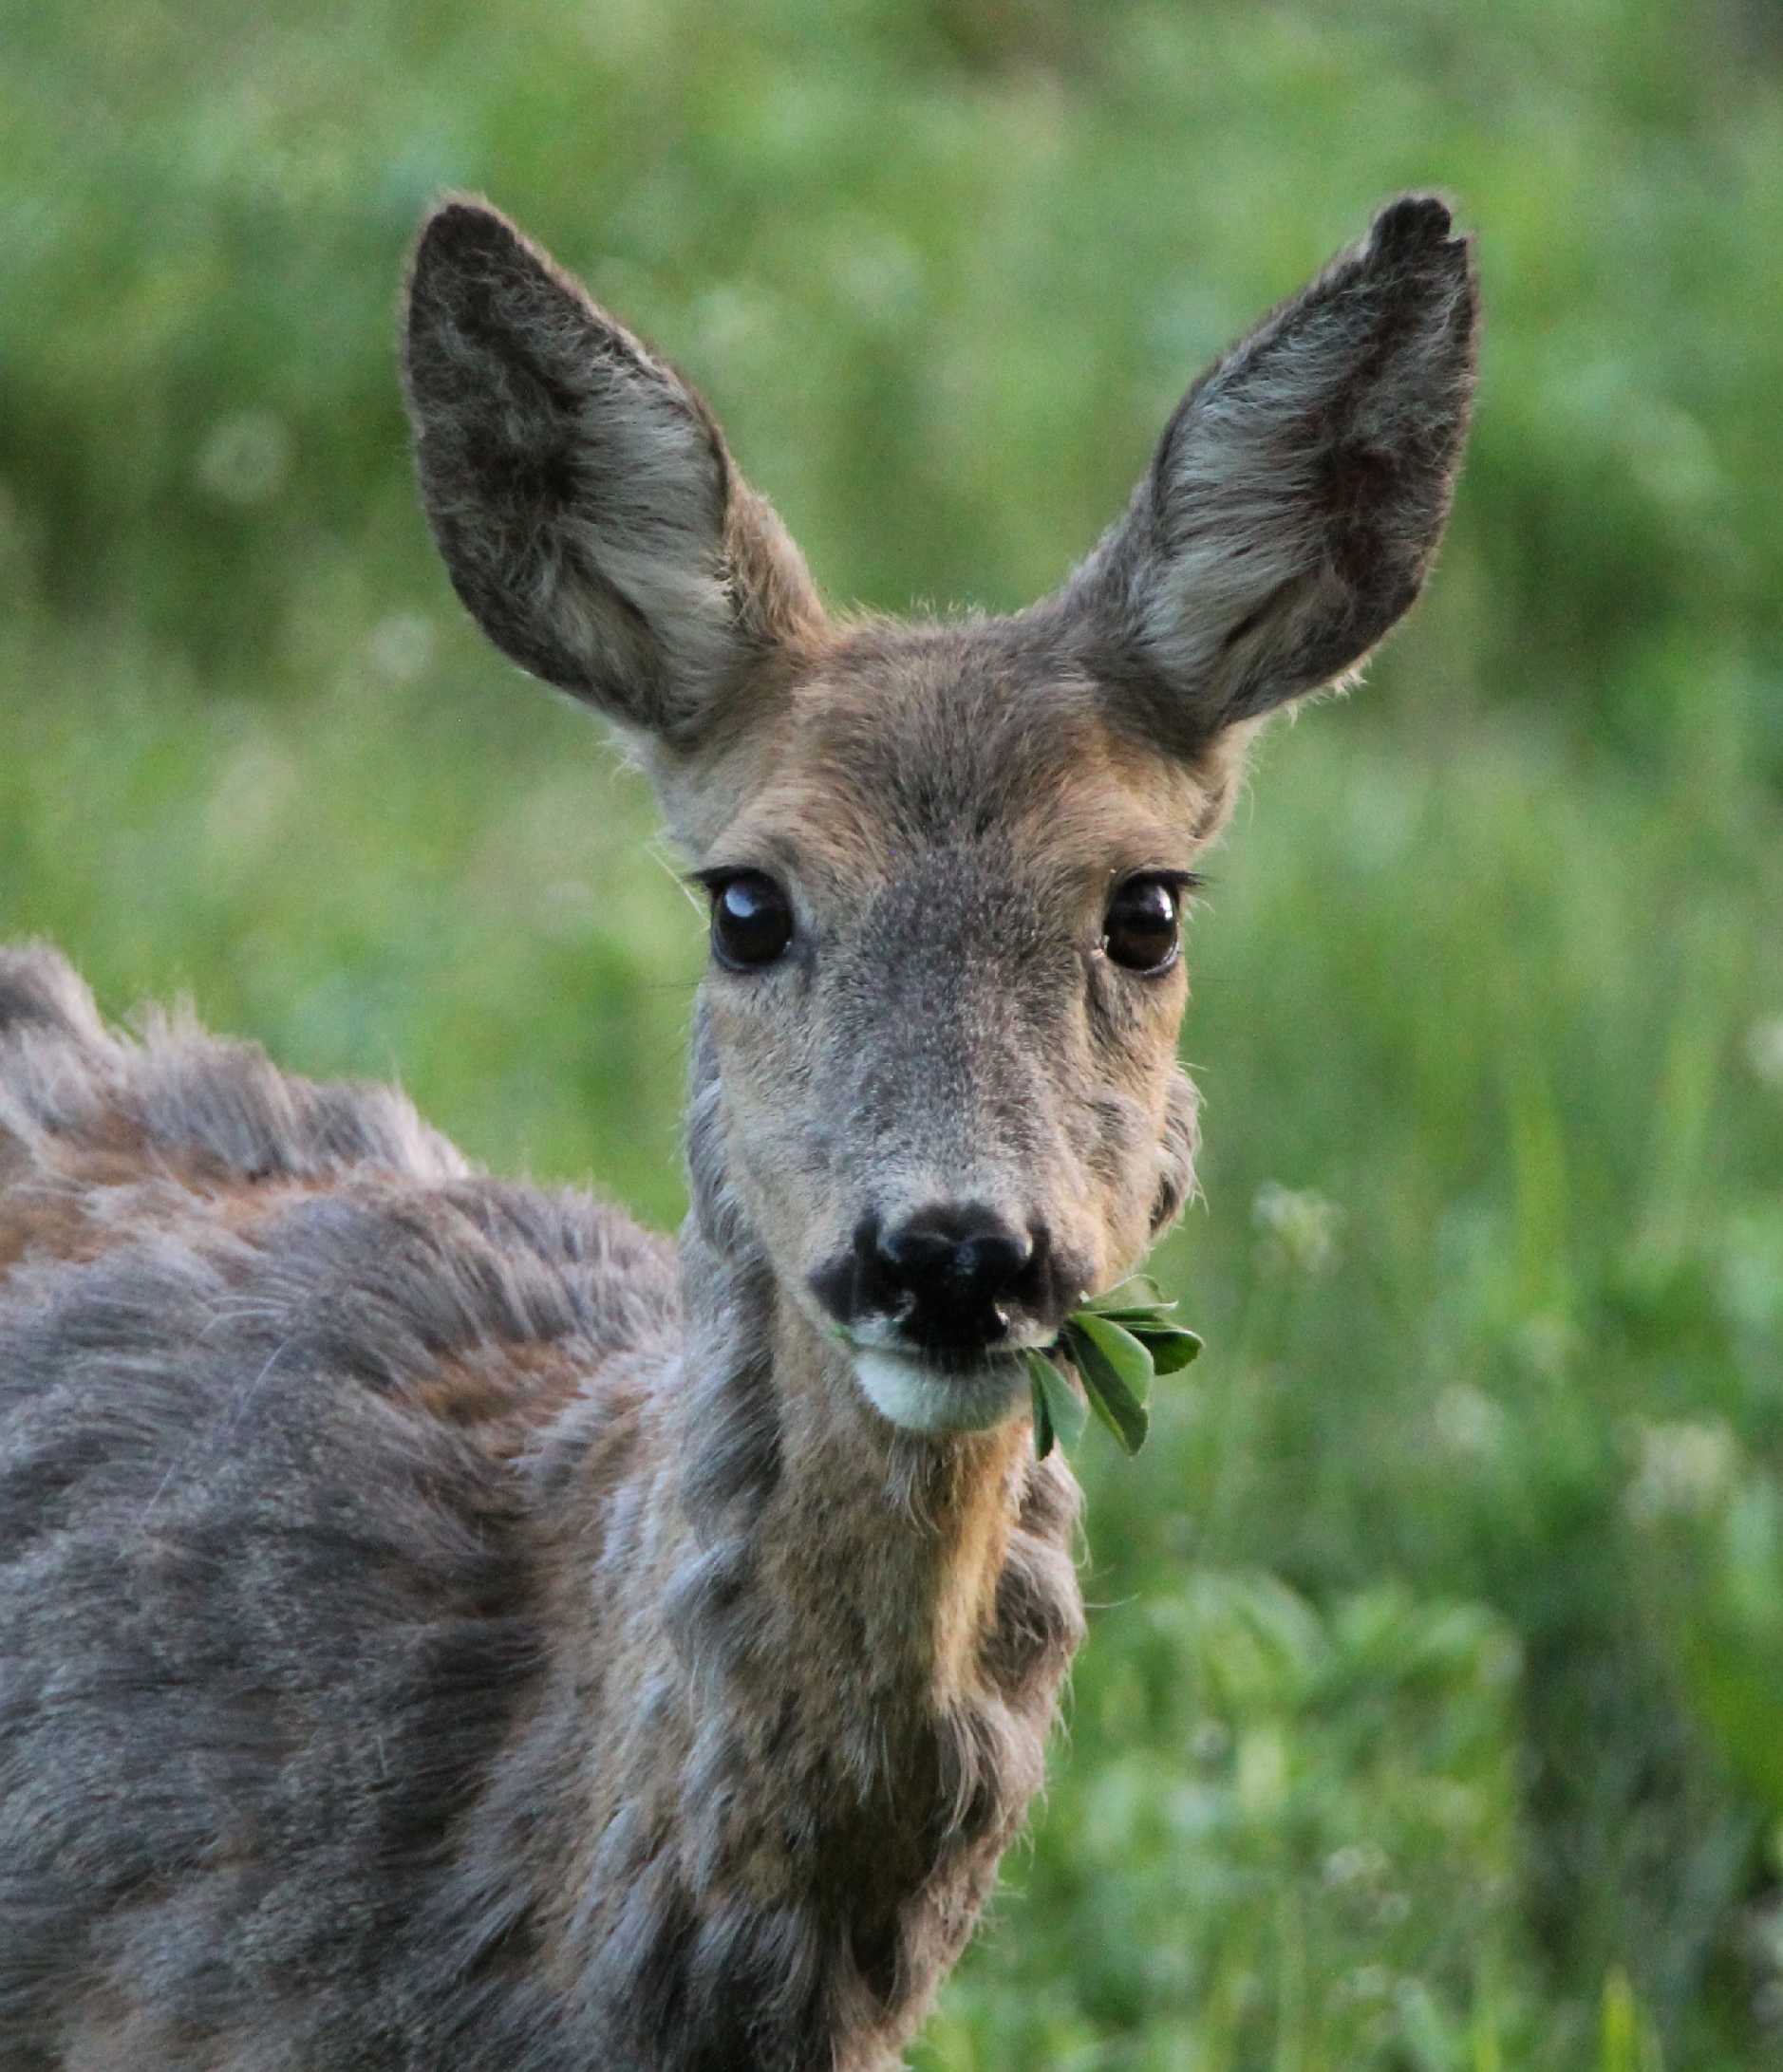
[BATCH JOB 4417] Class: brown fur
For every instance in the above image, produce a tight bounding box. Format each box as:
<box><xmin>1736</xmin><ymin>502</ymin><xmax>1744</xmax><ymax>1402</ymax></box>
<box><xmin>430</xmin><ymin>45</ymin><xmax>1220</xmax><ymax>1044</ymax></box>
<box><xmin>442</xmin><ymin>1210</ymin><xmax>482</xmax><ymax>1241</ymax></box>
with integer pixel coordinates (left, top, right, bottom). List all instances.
<box><xmin>0</xmin><ymin>1109</ymin><xmax>316</xmax><ymax>1277</ymax></box>
<box><xmin>0</xmin><ymin>194</ymin><xmax>1477</xmax><ymax>2072</ymax></box>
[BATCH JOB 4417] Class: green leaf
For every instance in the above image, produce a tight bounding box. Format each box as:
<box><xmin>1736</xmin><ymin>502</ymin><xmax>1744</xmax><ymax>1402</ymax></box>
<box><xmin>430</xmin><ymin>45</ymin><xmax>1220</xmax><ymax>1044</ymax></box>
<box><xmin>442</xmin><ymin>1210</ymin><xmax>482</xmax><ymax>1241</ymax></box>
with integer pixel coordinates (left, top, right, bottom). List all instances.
<box><xmin>1064</xmin><ymin>1314</ymin><xmax>1154</xmax><ymax>1454</ymax></box>
<box><xmin>1028</xmin><ymin>1362</ymin><xmax>1054</xmax><ymax>1460</ymax></box>
<box><xmin>1025</xmin><ymin>1348</ymin><xmax>1086</xmax><ymax>1456</ymax></box>
<box><xmin>1132</xmin><ymin>1323</ymin><xmax>1203</xmax><ymax>1374</ymax></box>
<box><xmin>1034</xmin><ymin>1282</ymin><xmax>1202</xmax><ymax>1459</ymax></box>
<box><xmin>1081</xmin><ymin>1277</ymin><xmax>1167</xmax><ymax>1316</ymax></box>
<box><xmin>1069</xmin><ymin>1314</ymin><xmax>1155</xmax><ymax>1404</ymax></box>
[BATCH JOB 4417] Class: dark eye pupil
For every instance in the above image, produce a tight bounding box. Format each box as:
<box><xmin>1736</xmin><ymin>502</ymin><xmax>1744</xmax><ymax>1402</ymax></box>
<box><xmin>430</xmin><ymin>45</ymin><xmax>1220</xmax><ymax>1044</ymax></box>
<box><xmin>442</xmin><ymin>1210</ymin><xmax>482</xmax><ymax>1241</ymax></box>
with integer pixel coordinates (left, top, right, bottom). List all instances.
<box><xmin>712</xmin><ymin>872</ymin><xmax>793</xmax><ymax>969</ymax></box>
<box><xmin>1103</xmin><ymin>879</ymin><xmax>1179</xmax><ymax>974</ymax></box>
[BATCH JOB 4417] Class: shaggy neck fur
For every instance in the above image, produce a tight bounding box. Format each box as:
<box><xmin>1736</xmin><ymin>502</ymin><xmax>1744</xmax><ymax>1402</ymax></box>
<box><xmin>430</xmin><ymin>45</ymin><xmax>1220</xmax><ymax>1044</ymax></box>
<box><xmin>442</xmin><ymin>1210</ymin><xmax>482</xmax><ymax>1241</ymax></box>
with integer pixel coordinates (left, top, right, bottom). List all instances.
<box><xmin>531</xmin><ymin>1010</ymin><xmax>1085</xmax><ymax>2070</ymax></box>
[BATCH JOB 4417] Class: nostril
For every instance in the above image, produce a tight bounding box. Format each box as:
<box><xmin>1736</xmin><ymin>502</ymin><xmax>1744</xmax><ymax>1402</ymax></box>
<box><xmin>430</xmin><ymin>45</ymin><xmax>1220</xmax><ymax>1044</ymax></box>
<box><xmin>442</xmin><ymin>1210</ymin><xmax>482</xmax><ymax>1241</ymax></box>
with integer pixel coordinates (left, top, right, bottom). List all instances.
<box><xmin>878</xmin><ymin>1223</ymin><xmax>960</xmax><ymax>1282</ymax></box>
<box><xmin>951</xmin><ymin>1229</ymin><xmax>1030</xmax><ymax>1298</ymax></box>
<box><xmin>874</xmin><ymin>1204</ymin><xmax>1038</xmax><ymax>1344</ymax></box>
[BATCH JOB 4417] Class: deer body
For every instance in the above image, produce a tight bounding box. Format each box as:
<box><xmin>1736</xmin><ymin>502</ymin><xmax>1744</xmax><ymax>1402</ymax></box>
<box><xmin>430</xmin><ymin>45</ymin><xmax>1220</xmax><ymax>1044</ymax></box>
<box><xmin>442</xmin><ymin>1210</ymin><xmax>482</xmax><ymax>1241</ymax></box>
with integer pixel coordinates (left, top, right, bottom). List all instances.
<box><xmin>0</xmin><ymin>197</ymin><xmax>1477</xmax><ymax>2069</ymax></box>
<box><xmin>0</xmin><ymin>950</ymin><xmax>1074</xmax><ymax>2068</ymax></box>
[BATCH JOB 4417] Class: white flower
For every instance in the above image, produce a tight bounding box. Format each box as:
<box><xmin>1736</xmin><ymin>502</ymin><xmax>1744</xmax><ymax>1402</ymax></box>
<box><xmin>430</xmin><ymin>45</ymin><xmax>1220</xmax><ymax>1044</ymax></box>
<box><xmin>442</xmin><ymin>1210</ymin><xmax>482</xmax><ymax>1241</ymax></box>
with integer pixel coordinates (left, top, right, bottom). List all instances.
<box><xmin>365</xmin><ymin>612</ymin><xmax>436</xmax><ymax>686</ymax></box>
<box><xmin>1433</xmin><ymin>1382</ymin><xmax>1509</xmax><ymax>1460</ymax></box>
<box><xmin>1747</xmin><ymin>1017</ymin><xmax>1783</xmax><ymax>1090</ymax></box>
<box><xmin>1625</xmin><ymin>1418</ymin><xmax>1738</xmax><ymax>1523</ymax></box>
<box><xmin>1252</xmin><ymin>1182</ymin><xmax>1342</xmax><ymax>1276</ymax></box>
<box><xmin>195</xmin><ymin>411</ymin><xmax>291</xmax><ymax>506</ymax></box>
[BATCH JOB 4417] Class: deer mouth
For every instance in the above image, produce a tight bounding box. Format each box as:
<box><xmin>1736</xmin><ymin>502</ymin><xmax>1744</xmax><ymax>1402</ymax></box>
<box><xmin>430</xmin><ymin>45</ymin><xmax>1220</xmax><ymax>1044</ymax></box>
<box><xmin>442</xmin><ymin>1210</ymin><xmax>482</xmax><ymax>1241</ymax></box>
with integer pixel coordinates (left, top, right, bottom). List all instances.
<box><xmin>847</xmin><ymin>1344</ymin><xmax>1033</xmax><ymax>1435</ymax></box>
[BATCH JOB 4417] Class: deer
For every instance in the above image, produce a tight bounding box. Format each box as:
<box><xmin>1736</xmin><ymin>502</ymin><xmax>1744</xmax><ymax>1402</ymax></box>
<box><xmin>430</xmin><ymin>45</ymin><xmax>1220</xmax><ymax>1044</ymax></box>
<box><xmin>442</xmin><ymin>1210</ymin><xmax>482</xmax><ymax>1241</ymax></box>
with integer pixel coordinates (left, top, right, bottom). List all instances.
<box><xmin>0</xmin><ymin>193</ymin><xmax>1477</xmax><ymax>2070</ymax></box>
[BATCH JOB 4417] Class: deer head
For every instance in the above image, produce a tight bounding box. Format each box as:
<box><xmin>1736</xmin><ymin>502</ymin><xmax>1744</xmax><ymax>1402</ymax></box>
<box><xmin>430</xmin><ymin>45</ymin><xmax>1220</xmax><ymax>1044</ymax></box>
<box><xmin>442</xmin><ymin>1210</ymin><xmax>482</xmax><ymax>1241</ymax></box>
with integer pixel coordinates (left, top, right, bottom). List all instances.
<box><xmin>403</xmin><ymin>195</ymin><xmax>1477</xmax><ymax>1440</ymax></box>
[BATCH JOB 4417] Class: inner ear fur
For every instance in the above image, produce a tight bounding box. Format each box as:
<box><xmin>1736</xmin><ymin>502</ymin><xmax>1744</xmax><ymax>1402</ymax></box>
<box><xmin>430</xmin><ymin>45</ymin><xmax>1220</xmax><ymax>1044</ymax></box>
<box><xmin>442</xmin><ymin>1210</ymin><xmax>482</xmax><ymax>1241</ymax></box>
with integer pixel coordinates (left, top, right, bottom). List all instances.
<box><xmin>403</xmin><ymin>196</ymin><xmax>822</xmax><ymax>743</ymax></box>
<box><xmin>1056</xmin><ymin>195</ymin><xmax>1480</xmax><ymax>756</ymax></box>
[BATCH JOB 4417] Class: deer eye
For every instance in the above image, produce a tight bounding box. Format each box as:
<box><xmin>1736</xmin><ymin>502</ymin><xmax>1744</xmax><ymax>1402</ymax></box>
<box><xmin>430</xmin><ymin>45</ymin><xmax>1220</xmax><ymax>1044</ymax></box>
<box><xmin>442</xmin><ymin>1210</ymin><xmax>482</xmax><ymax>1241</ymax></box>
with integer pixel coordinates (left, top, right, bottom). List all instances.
<box><xmin>708</xmin><ymin>871</ymin><xmax>795</xmax><ymax>971</ymax></box>
<box><xmin>1102</xmin><ymin>875</ymin><xmax>1181</xmax><ymax>975</ymax></box>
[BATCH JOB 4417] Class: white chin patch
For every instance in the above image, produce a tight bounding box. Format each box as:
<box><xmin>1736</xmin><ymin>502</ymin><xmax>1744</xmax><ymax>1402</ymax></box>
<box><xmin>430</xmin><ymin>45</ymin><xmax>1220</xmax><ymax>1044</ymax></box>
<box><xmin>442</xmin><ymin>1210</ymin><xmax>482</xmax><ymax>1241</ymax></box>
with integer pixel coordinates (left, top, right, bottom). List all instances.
<box><xmin>851</xmin><ymin>1349</ymin><xmax>1031</xmax><ymax>1435</ymax></box>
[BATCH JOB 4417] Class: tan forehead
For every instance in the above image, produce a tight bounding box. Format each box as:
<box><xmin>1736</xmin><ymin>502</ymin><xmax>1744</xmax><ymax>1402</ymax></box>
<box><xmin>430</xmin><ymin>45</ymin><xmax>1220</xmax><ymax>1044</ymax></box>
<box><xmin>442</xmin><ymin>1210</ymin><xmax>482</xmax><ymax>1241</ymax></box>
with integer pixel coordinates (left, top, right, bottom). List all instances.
<box><xmin>694</xmin><ymin>627</ymin><xmax>1215</xmax><ymax>884</ymax></box>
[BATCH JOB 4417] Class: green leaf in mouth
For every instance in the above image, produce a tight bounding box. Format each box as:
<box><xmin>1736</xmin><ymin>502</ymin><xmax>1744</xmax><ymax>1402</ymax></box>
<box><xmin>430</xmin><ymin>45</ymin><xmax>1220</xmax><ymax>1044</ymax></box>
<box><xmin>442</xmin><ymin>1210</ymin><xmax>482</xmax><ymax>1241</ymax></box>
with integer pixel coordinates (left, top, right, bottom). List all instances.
<box><xmin>1063</xmin><ymin>1312</ymin><xmax>1153</xmax><ymax>1454</ymax></box>
<box><xmin>1025</xmin><ymin>1346</ymin><xmax>1087</xmax><ymax>1460</ymax></box>
<box><xmin>1023</xmin><ymin>1283</ymin><xmax>1203</xmax><ymax>1460</ymax></box>
<box><xmin>1135</xmin><ymin>1324</ymin><xmax>1203</xmax><ymax>1374</ymax></box>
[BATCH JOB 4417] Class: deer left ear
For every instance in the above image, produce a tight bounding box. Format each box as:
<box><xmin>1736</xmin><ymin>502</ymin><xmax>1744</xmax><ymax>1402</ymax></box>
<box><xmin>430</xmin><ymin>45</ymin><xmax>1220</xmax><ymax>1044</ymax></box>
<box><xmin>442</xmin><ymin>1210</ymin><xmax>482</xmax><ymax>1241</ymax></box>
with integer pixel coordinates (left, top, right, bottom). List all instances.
<box><xmin>1059</xmin><ymin>196</ymin><xmax>1479</xmax><ymax>753</ymax></box>
<box><xmin>403</xmin><ymin>196</ymin><xmax>823</xmax><ymax>747</ymax></box>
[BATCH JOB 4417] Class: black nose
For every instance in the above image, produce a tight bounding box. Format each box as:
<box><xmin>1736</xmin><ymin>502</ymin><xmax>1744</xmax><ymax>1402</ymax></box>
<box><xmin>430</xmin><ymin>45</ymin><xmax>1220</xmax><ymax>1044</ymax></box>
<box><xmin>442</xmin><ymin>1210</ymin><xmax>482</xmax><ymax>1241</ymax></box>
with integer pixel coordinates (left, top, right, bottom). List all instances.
<box><xmin>869</xmin><ymin>1204</ymin><xmax>1046</xmax><ymax>1354</ymax></box>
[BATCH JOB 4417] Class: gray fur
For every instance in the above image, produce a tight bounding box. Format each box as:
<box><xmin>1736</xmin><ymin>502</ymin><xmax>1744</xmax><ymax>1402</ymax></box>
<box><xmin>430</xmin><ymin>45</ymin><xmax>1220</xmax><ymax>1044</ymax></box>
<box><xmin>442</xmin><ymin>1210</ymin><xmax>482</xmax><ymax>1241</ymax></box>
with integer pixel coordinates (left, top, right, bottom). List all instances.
<box><xmin>1</xmin><ymin>193</ymin><xmax>1478</xmax><ymax>2070</ymax></box>
<box><xmin>404</xmin><ymin>198</ymin><xmax>819</xmax><ymax>747</ymax></box>
<box><xmin>0</xmin><ymin>947</ymin><xmax>1080</xmax><ymax>2069</ymax></box>
<box><xmin>1053</xmin><ymin>194</ymin><xmax>1478</xmax><ymax>751</ymax></box>
<box><xmin>404</xmin><ymin>198</ymin><xmax>732</xmax><ymax>732</ymax></box>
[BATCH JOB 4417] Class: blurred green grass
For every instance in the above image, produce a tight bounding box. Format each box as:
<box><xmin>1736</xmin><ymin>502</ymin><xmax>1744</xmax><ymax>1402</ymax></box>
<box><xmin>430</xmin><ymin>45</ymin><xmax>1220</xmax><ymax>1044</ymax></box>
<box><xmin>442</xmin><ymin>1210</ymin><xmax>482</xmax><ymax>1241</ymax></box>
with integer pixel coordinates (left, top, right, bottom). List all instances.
<box><xmin>4</xmin><ymin>0</ymin><xmax>1782</xmax><ymax>2063</ymax></box>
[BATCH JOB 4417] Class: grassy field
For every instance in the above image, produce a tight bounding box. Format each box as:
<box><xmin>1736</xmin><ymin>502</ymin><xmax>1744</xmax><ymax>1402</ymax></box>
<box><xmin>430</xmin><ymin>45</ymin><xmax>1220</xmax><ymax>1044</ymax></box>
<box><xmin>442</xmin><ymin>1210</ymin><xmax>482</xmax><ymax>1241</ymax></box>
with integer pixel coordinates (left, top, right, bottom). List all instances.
<box><xmin>5</xmin><ymin>1</ymin><xmax>1783</xmax><ymax>2064</ymax></box>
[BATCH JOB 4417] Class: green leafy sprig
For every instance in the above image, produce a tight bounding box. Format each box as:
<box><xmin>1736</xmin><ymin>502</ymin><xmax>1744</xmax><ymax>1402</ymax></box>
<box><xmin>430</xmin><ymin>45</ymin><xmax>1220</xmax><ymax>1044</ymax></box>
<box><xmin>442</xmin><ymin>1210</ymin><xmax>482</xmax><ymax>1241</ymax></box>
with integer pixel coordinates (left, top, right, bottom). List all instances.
<box><xmin>1024</xmin><ymin>1279</ymin><xmax>1202</xmax><ymax>1460</ymax></box>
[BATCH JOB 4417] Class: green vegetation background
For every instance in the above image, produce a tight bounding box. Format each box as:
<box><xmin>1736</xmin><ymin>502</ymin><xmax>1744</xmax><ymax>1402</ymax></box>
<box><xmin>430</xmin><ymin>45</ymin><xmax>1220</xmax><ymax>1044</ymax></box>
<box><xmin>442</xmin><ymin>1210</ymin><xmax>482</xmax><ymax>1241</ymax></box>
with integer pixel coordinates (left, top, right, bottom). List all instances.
<box><xmin>5</xmin><ymin>1</ymin><xmax>1781</xmax><ymax>2063</ymax></box>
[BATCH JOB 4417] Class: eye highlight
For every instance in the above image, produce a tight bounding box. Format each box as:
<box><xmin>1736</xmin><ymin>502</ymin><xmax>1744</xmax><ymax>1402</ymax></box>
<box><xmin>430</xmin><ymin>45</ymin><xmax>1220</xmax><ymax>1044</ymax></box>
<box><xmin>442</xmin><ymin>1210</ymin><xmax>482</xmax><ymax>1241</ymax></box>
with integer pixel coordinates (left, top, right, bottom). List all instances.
<box><xmin>704</xmin><ymin>870</ymin><xmax>795</xmax><ymax>971</ymax></box>
<box><xmin>1102</xmin><ymin>873</ymin><xmax>1192</xmax><ymax>976</ymax></box>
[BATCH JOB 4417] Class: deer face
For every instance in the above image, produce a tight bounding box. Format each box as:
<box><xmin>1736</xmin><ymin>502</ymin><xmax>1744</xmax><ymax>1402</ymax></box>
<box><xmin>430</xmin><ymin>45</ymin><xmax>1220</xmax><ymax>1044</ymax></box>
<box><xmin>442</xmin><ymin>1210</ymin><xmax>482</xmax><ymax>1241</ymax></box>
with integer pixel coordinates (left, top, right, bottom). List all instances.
<box><xmin>678</xmin><ymin>626</ymin><xmax>1218</xmax><ymax>1431</ymax></box>
<box><xmin>403</xmin><ymin>196</ymin><xmax>1477</xmax><ymax>1435</ymax></box>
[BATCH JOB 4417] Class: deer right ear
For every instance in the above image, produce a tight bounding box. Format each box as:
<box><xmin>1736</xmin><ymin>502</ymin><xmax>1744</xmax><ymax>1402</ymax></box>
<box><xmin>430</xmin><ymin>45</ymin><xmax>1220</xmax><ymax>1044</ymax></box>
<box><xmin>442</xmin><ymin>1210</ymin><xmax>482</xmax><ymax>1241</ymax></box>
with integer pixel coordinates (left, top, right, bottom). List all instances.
<box><xmin>403</xmin><ymin>198</ymin><xmax>821</xmax><ymax>743</ymax></box>
<box><xmin>1058</xmin><ymin>196</ymin><xmax>1479</xmax><ymax>756</ymax></box>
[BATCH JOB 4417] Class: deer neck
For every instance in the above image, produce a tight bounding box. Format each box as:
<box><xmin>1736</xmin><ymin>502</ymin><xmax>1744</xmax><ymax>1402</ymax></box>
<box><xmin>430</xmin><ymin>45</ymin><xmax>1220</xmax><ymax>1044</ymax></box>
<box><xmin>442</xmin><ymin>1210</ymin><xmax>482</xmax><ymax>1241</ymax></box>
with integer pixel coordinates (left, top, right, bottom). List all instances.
<box><xmin>519</xmin><ymin>1013</ymin><xmax>1084</xmax><ymax>2063</ymax></box>
<box><xmin>672</xmin><ymin>1234</ymin><xmax>1030</xmax><ymax>1729</ymax></box>
<box><xmin>666</xmin><ymin>1010</ymin><xmax>1073</xmax><ymax>1742</ymax></box>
